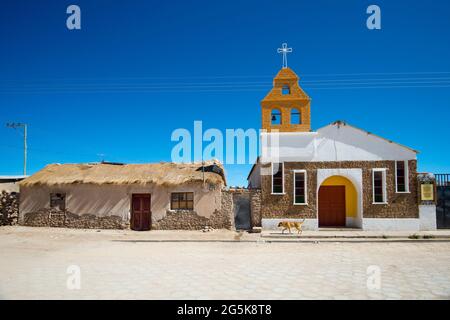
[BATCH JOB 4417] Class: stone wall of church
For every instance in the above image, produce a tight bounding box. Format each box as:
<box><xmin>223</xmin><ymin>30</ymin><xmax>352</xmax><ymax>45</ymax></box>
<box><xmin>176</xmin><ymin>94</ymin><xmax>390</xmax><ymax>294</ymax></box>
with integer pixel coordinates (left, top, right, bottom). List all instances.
<box><xmin>260</xmin><ymin>160</ymin><xmax>418</xmax><ymax>219</ymax></box>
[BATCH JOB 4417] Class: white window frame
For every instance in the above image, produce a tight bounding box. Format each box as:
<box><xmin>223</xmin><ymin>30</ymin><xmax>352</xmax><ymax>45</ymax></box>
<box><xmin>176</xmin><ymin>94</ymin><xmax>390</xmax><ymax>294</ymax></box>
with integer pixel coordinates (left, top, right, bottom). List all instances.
<box><xmin>293</xmin><ymin>170</ymin><xmax>307</xmax><ymax>205</ymax></box>
<box><xmin>395</xmin><ymin>160</ymin><xmax>410</xmax><ymax>193</ymax></box>
<box><xmin>372</xmin><ymin>168</ymin><xmax>388</xmax><ymax>204</ymax></box>
<box><xmin>271</xmin><ymin>162</ymin><xmax>285</xmax><ymax>195</ymax></box>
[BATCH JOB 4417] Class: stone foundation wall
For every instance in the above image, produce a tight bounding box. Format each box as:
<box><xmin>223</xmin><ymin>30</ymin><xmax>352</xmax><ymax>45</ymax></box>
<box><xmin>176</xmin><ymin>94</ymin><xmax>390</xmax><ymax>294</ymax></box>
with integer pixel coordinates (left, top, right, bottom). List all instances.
<box><xmin>22</xmin><ymin>208</ymin><xmax>129</xmax><ymax>229</ymax></box>
<box><xmin>0</xmin><ymin>191</ymin><xmax>19</xmax><ymax>226</ymax></box>
<box><xmin>152</xmin><ymin>208</ymin><xmax>231</xmax><ymax>230</ymax></box>
<box><xmin>261</xmin><ymin>160</ymin><xmax>418</xmax><ymax>219</ymax></box>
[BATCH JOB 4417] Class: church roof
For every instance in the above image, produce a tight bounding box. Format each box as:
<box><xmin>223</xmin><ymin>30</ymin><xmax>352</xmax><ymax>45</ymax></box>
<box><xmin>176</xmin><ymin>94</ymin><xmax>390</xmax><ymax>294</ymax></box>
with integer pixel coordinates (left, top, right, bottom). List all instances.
<box><xmin>317</xmin><ymin>120</ymin><xmax>419</xmax><ymax>154</ymax></box>
<box><xmin>261</xmin><ymin>67</ymin><xmax>310</xmax><ymax>102</ymax></box>
<box><xmin>273</xmin><ymin>67</ymin><xmax>299</xmax><ymax>81</ymax></box>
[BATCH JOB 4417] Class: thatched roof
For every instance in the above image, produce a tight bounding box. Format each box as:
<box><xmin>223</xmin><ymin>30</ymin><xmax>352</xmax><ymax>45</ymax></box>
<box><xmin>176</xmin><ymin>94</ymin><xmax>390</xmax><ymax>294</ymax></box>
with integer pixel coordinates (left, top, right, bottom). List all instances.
<box><xmin>20</xmin><ymin>160</ymin><xmax>226</xmax><ymax>187</ymax></box>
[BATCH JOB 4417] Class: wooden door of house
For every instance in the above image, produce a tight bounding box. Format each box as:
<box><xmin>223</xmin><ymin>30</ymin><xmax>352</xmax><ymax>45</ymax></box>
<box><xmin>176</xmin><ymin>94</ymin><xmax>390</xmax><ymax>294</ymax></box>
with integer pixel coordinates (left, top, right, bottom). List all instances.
<box><xmin>131</xmin><ymin>194</ymin><xmax>151</xmax><ymax>231</ymax></box>
<box><xmin>318</xmin><ymin>186</ymin><xmax>346</xmax><ymax>227</ymax></box>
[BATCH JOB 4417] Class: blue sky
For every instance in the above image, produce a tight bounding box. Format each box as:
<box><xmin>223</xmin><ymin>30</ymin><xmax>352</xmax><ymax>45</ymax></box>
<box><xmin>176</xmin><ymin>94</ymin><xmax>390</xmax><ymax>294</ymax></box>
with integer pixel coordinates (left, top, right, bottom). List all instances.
<box><xmin>1</xmin><ymin>0</ymin><xmax>449</xmax><ymax>186</ymax></box>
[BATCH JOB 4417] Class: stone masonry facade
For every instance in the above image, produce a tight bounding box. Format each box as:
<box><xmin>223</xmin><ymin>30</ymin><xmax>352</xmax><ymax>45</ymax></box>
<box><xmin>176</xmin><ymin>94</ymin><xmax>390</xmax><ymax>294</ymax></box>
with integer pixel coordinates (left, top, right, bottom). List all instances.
<box><xmin>250</xmin><ymin>189</ymin><xmax>262</xmax><ymax>227</ymax></box>
<box><xmin>23</xmin><ymin>209</ymin><xmax>129</xmax><ymax>229</ymax></box>
<box><xmin>261</xmin><ymin>68</ymin><xmax>311</xmax><ymax>133</ymax></box>
<box><xmin>260</xmin><ymin>160</ymin><xmax>418</xmax><ymax>219</ymax></box>
<box><xmin>0</xmin><ymin>191</ymin><xmax>19</xmax><ymax>226</ymax></box>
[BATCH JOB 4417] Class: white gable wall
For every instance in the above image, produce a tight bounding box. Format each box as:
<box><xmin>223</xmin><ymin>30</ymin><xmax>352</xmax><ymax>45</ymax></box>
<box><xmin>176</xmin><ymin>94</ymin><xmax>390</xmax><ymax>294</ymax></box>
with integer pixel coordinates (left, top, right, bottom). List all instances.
<box><xmin>260</xmin><ymin>124</ymin><xmax>417</xmax><ymax>163</ymax></box>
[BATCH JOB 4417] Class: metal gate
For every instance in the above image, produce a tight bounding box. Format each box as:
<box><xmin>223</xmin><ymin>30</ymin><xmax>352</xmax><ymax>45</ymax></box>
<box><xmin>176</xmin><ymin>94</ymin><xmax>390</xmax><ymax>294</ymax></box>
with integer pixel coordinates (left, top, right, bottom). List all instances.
<box><xmin>436</xmin><ymin>174</ymin><xmax>450</xmax><ymax>229</ymax></box>
<box><xmin>233</xmin><ymin>193</ymin><xmax>251</xmax><ymax>230</ymax></box>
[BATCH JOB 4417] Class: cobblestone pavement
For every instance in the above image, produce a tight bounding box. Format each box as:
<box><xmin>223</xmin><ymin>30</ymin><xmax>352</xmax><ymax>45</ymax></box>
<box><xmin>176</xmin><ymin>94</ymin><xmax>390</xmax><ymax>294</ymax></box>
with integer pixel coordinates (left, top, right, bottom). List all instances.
<box><xmin>0</xmin><ymin>227</ymin><xmax>449</xmax><ymax>299</ymax></box>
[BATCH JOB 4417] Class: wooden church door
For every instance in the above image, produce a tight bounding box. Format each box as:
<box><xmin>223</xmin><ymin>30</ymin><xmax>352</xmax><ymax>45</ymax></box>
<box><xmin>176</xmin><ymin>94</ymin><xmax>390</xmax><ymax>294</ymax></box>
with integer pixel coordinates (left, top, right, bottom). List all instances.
<box><xmin>318</xmin><ymin>186</ymin><xmax>346</xmax><ymax>227</ymax></box>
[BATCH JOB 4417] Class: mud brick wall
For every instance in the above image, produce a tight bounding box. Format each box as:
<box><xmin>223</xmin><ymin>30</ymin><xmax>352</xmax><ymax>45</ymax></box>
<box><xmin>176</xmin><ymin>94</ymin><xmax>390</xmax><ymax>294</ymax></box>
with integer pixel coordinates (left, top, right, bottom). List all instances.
<box><xmin>0</xmin><ymin>191</ymin><xmax>19</xmax><ymax>226</ymax></box>
<box><xmin>260</xmin><ymin>160</ymin><xmax>418</xmax><ymax>219</ymax></box>
<box><xmin>22</xmin><ymin>208</ymin><xmax>129</xmax><ymax>229</ymax></box>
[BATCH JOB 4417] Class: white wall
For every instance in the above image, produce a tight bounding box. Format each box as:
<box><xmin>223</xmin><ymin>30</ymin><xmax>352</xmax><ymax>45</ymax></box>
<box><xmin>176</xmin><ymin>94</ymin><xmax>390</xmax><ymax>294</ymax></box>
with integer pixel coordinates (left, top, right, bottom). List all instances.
<box><xmin>419</xmin><ymin>205</ymin><xmax>437</xmax><ymax>231</ymax></box>
<box><xmin>362</xmin><ymin>218</ymin><xmax>420</xmax><ymax>231</ymax></box>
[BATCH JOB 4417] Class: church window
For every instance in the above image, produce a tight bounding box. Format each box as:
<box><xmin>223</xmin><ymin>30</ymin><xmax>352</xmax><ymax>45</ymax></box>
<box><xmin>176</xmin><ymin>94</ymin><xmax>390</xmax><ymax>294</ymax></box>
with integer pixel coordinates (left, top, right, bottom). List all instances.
<box><xmin>291</xmin><ymin>108</ymin><xmax>301</xmax><ymax>124</ymax></box>
<box><xmin>271</xmin><ymin>109</ymin><xmax>282</xmax><ymax>125</ymax></box>
<box><xmin>272</xmin><ymin>163</ymin><xmax>284</xmax><ymax>194</ymax></box>
<box><xmin>372</xmin><ymin>169</ymin><xmax>387</xmax><ymax>204</ymax></box>
<box><xmin>282</xmin><ymin>85</ymin><xmax>290</xmax><ymax>95</ymax></box>
<box><xmin>395</xmin><ymin>161</ymin><xmax>409</xmax><ymax>193</ymax></box>
<box><xmin>293</xmin><ymin>170</ymin><xmax>307</xmax><ymax>204</ymax></box>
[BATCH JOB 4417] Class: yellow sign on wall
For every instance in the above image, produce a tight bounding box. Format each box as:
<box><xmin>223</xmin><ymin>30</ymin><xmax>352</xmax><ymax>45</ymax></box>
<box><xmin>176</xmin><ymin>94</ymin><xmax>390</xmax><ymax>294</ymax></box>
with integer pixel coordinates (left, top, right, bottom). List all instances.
<box><xmin>421</xmin><ymin>184</ymin><xmax>434</xmax><ymax>201</ymax></box>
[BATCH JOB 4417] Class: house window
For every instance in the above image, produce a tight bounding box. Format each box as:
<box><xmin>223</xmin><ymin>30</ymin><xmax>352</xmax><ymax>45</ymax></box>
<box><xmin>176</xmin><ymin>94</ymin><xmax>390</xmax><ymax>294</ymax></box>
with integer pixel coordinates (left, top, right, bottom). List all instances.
<box><xmin>272</xmin><ymin>163</ymin><xmax>284</xmax><ymax>194</ymax></box>
<box><xmin>290</xmin><ymin>108</ymin><xmax>301</xmax><ymax>124</ymax></box>
<box><xmin>50</xmin><ymin>193</ymin><xmax>66</xmax><ymax>210</ymax></box>
<box><xmin>372</xmin><ymin>169</ymin><xmax>387</xmax><ymax>204</ymax></box>
<box><xmin>282</xmin><ymin>85</ymin><xmax>290</xmax><ymax>95</ymax></box>
<box><xmin>395</xmin><ymin>161</ymin><xmax>409</xmax><ymax>192</ymax></box>
<box><xmin>271</xmin><ymin>109</ymin><xmax>281</xmax><ymax>125</ymax></box>
<box><xmin>171</xmin><ymin>192</ymin><xmax>194</xmax><ymax>210</ymax></box>
<box><xmin>293</xmin><ymin>170</ymin><xmax>307</xmax><ymax>204</ymax></box>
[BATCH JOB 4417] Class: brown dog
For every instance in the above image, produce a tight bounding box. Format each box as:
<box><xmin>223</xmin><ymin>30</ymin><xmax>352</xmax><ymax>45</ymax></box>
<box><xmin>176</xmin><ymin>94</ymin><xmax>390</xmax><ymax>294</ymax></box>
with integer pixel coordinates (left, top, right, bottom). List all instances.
<box><xmin>278</xmin><ymin>219</ymin><xmax>305</xmax><ymax>234</ymax></box>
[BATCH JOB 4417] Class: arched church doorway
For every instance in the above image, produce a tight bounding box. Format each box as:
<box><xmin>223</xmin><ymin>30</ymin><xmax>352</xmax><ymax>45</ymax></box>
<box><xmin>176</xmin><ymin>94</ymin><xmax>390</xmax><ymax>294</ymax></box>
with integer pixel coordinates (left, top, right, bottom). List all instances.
<box><xmin>318</xmin><ymin>176</ymin><xmax>357</xmax><ymax>227</ymax></box>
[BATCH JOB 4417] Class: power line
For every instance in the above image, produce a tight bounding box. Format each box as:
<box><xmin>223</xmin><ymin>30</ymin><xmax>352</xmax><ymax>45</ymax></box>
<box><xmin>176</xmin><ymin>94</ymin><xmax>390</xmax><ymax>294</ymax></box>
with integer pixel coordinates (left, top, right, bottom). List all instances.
<box><xmin>1</xmin><ymin>84</ymin><xmax>450</xmax><ymax>94</ymax></box>
<box><xmin>2</xmin><ymin>76</ymin><xmax>450</xmax><ymax>87</ymax></box>
<box><xmin>307</xmin><ymin>84</ymin><xmax>450</xmax><ymax>90</ymax></box>
<box><xmin>1</xmin><ymin>71</ymin><xmax>450</xmax><ymax>83</ymax></box>
<box><xmin>2</xmin><ymin>77</ymin><xmax>450</xmax><ymax>88</ymax></box>
<box><xmin>2</xmin><ymin>73</ymin><xmax>450</xmax><ymax>94</ymax></box>
<box><xmin>1</xmin><ymin>75</ymin><xmax>450</xmax><ymax>92</ymax></box>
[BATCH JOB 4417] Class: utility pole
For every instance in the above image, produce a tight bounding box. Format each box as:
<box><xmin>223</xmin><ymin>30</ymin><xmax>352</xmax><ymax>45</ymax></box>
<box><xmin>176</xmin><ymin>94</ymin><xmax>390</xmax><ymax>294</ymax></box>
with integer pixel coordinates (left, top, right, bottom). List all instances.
<box><xmin>6</xmin><ymin>123</ymin><xmax>28</xmax><ymax>176</ymax></box>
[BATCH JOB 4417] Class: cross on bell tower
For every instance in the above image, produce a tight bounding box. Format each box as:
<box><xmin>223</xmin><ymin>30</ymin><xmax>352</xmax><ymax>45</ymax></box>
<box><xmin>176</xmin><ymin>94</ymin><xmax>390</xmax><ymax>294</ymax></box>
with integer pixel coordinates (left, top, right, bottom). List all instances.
<box><xmin>277</xmin><ymin>43</ymin><xmax>292</xmax><ymax>69</ymax></box>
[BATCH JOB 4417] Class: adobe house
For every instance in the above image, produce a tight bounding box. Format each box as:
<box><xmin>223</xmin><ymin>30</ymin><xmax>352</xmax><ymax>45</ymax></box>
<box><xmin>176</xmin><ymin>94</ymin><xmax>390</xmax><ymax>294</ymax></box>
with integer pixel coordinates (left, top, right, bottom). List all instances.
<box><xmin>19</xmin><ymin>161</ymin><xmax>232</xmax><ymax>230</ymax></box>
<box><xmin>247</xmin><ymin>61</ymin><xmax>437</xmax><ymax>231</ymax></box>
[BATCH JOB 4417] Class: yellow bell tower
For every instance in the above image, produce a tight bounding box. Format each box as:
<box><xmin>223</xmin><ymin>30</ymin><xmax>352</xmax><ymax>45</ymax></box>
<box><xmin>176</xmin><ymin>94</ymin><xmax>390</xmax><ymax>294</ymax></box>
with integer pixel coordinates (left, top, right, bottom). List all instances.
<box><xmin>261</xmin><ymin>44</ymin><xmax>311</xmax><ymax>132</ymax></box>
